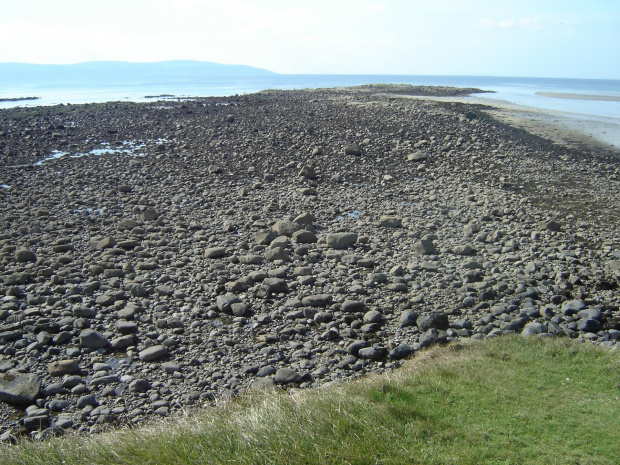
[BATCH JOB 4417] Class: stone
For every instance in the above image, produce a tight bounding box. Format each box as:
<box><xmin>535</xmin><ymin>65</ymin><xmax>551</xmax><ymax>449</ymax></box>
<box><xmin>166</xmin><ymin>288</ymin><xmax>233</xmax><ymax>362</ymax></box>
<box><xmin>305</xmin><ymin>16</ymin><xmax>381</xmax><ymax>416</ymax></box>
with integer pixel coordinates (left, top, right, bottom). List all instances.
<box><xmin>340</xmin><ymin>300</ymin><xmax>366</xmax><ymax>313</ymax></box>
<box><xmin>15</xmin><ymin>249</ymin><xmax>36</xmax><ymax>262</ymax></box>
<box><xmin>399</xmin><ymin>310</ymin><xmax>419</xmax><ymax>327</ymax></box>
<box><xmin>261</xmin><ymin>278</ymin><xmax>288</xmax><ymax>294</ymax></box>
<box><xmin>129</xmin><ymin>379</ymin><xmax>151</xmax><ymax>393</ymax></box>
<box><xmin>343</xmin><ymin>144</ymin><xmax>362</xmax><ymax>155</ymax></box>
<box><xmin>521</xmin><ymin>322</ymin><xmax>547</xmax><ymax>337</ymax></box>
<box><xmin>273</xmin><ymin>219</ymin><xmax>302</xmax><ymax>237</ymax></box>
<box><xmin>265</xmin><ymin>247</ymin><xmax>290</xmax><ymax>262</ymax></box>
<box><xmin>417</xmin><ymin>313</ymin><xmax>449</xmax><ymax>331</ymax></box>
<box><xmin>139</xmin><ymin>345</ymin><xmax>169</xmax><ymax>362</ymax></box>
<box><xmin>48</xmin><ymin>359</ymin><xmax>79</xmax><ymax>377</ymax></box>
<box><xmin>358</xmin><ymin>347</ymin><xmax>387</xmax><ymax>360</ymax></box>
<box><xmin>298</xmin><ymin>165</ymin><xmax>317</xmax><ymax>179</ymax></box>
<box><xmin>141</xmin><ymin>208</ymin><xmax>159</xmax><ymax>221</ymax></box>
<box><xmin>292</xmin><ymin>230</ymin><xmax>318</xmax><ymax>244</ymax></box>
<box><xmin>205</xmin><ymin>247</ymin><xmax>227</xmax><ymax>258</ymax></box>
<box><xmin>363</xmin><ymin>310</ymin><xmax>383</xmax><ymax>324</ymax></box>
<box><xmin>412</xmin><ymin>240</ymin><xmax>436</xmax><ymax>255</ymax></box>
<box><xmin>274</xmin><ymin>368</ymin><xmax>302</xmax><ymax>385</ymax></box>
<box><xmin>407</xmin><ymin>151</ymin><xmax>428</xmax><ymax>161</ymax></box>
<box><xmin>79</xmin><ymin>330</ymin><xmax>109</xmax><ymax>349</ymax></box>
<box><xmin>389</xmin><ymin>345</ymin><xmax>415</xmax><ymax>360</ymax></box>
<box><xmin>419</xmin><ymin>328</ymin><xmax>438</xmax><ymax>348</ymax></box>
<box><xmin>608</xmin><ymin>260</ymin><xmax>620</xmax><ymax>276</ymax></box>
<box><xmin>453</xmin><ymin>244</ymin><xmax>476</xmax><ymax>256</ymax></box>
<box><xmin>326</xmin><ymin>233</ymin><xmax>357</xmax><ymax>249</ymax></box>
<box><xmin>577</xmin><ymin>319</ymin><xmax>601</xmax><ymax>333</ymax></box>
<box><xmin>561</xmin><ymin>300</ymin><xmax>586</xmax><ymax>315</ymax></box>
<box><xmin>302</xmin><ymin>294</ymin><xmax>333</xmax><ymax>307</ymax></box>
<box><xmin>231</xmin><ymin>303</ymin><xmax>251</xmax><ymax>317</ymax></box>
<box><xmin>110</xmin><ymin>335</ymin><xmax>134</xmax><ymax>350</ymax></box>
<box><xmin>540</xmin><ymin>220</ymin><xmax>562</xmax><ymax>232</ymax></box>
<box><xmin>0</xmin><ymin>373</ymin><xmax>41</xmax><ymax>405</ymax></box>
<box><xmin>96</xmin><ymin>236</ymin><xmax>116</xmax><ymax>249</ymax></box>
<box><xmin>379</xmin><ymin>216</ymin><xmax>402</xmax><ymax>228</ymax></box>
<box><xmin>293</xmin><ymin>213</ymin><xmax>315</xmax><ymax>227</ymax></box>
<box><xmin>347</xmin><ymin>340</ymin><xmax>370</xmax><ymax>355</ymax></box>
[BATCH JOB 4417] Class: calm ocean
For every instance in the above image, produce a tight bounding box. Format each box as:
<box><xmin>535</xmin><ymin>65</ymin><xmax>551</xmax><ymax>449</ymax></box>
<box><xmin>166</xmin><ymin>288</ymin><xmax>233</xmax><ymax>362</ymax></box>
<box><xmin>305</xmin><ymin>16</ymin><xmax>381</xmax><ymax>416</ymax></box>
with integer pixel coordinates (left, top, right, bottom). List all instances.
<box><xmin>1</xmin><ymin>74</ymin><xmax>620</xmax><ymax>119</ymax></box>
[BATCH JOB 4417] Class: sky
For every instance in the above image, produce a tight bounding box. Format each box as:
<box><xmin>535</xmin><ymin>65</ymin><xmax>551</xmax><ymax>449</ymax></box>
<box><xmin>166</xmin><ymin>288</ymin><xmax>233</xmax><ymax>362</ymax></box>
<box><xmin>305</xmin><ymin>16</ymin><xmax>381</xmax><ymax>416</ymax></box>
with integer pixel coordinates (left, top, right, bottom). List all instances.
<box><xmin>0</xmin><ymin>0</ymin><xmax>618</xmax><ymax>79</ymax></box>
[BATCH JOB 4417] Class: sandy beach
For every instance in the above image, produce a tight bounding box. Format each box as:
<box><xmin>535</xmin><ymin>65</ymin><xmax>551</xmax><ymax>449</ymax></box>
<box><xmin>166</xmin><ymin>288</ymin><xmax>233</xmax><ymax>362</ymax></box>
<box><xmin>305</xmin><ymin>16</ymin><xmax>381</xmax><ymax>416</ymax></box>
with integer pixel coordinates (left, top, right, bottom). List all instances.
<box><xmin>536</xmin><ymin>92</ymin><xmax>620</xmax><ymax>102</ymax></box>
<box><xmin>393</xmin><ymin>93</ymin><xmax>620</xmax><ymax>152</ymax></box>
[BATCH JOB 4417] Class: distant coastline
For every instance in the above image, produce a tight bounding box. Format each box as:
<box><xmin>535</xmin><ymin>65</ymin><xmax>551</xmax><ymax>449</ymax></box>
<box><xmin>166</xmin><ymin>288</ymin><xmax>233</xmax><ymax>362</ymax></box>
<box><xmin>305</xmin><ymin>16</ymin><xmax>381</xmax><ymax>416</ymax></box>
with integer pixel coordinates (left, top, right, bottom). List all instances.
<box><xmin>0</xmin><ymin>96</ymin><xmax>39</xmax><ymax>102</ymax></box>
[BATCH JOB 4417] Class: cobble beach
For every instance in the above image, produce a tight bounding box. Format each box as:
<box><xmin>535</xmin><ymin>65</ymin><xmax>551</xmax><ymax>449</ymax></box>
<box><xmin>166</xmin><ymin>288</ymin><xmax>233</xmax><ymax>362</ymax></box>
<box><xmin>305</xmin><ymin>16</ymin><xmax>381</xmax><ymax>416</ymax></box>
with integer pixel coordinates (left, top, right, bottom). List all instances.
<box><xmin>1</xmin><ymin>85</ymin><xmax>619</xmax><ymax>440</ymax></box>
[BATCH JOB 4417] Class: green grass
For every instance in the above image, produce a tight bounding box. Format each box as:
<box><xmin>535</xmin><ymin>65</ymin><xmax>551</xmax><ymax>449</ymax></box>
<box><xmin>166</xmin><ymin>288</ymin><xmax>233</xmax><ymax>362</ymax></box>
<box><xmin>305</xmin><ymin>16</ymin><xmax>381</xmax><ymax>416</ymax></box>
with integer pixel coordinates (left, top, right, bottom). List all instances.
<box><xmin>2</xmin><ymin>337</ymin><xmax>619</xmax><ymax>465</ymax></box>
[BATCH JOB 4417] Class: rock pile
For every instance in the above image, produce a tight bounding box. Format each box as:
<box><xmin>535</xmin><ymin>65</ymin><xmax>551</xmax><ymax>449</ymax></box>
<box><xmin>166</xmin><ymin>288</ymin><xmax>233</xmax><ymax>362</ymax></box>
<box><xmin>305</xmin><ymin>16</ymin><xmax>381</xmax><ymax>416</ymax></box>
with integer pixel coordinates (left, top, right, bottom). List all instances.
<box><xmin>0</xmin><ymin>85</ymin><xmax>619</xmax><ymax>440</ymax></box>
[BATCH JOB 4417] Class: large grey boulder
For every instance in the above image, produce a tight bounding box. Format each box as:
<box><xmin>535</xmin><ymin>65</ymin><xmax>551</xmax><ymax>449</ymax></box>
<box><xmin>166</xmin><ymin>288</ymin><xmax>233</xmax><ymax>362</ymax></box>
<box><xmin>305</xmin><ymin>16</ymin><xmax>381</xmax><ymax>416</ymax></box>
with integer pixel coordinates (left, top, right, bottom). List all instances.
<box><xmin>139</xmin><ymin>345</ymin><xmax>169</xmax><ymax>362</ymax></box>
<box><xmin>417</xmin><ymin>313</ymin><xmax>449</xmax><ymax>331</ymax></box>
<box><xmin>0</xmin><ymin>373</ymin><xmax>41</xmax><ymax>405</ymax></box>
<box><xmin>272</xmin><ymin>219</ymin><xmax>302</xmax><ymax>237</ymax></box>
<box><xmin>15</xmin><ymin>249</ymin><xmax>36</xmax><ymax>262</ymax></box>
<box><xmin>326</xmin><ymin>233</ymin><xmax>357</xmax><ymax>249</ymax></box>
<box><xmin>79</xmin><ymin>330</ymin><xmax>109</xmax><ymax>349</ymax></box>
<box><xmin>274</xmin><ymin>368</ymin><xmax>302</xmax><ymax>385</ymax></box>
<box><xmin>205</xmin><ymin>247</ymin><xmax>227</xmax><ymax>258</ymax></box>
<box><xmin>412</xmin><ymin>240</ymin><xmax>436</xmax><ymax>255</ymax></box>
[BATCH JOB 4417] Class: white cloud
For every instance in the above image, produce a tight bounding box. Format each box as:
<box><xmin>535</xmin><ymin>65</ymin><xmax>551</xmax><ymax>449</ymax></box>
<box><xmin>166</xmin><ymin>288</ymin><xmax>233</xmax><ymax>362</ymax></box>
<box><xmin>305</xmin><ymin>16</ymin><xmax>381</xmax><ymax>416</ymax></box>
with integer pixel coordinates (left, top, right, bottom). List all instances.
<box><xmin>519</xmin><ymin>17</ymin><xmax>544</xmax><ymax>30</ymax></box>
<box><xmin>498</xmin><ymin>19</ymin><xmax>515</xmax><ymax>28</ymax></box>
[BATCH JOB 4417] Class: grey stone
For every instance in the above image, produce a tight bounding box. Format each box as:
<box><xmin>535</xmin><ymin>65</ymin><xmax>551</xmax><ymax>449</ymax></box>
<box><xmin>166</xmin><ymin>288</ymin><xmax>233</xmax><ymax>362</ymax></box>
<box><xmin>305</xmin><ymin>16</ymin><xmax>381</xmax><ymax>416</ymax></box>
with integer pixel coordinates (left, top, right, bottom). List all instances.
<box><xmin>358</xmin><ymin>347</ymin><xmax>387</xmax><ymax>360</ymax></box>
<box><xmin>216</xmin><ymin>294</ymin><xmax>241</xmax><ymax>312</ymax></box>
<box><xmin>389</xmin><ymin>345</ymin><xmax>414</xmax><ymax>360</ymax></box>
<box><xmin>48</xmin><ymin>360</ymin><xmax>79</xmax><ymax>377</ymax></box>
<box><xmin>302</xmin><ymin>294</ymin><xmax>333</xmax><ymax>307</ymax></box>
<box><xmin>0</xmin><ymin>372</ymin><xmax>41</xmax><ymax>405</ymax></box>
<box><xmin>326</xmin><ymin>233</ymin><xmax>358</xmax><ymax>249</ymax></box>
<box><xmin>261</xmin><ymin>278</ymin><xmax>288</xmax><ymax>294</ymax></box>
<box><xmin>419</xmin><ymin>328</ymin><xmax>439</xmax><ymax>348</ymax></box>
<box><xmin>79</xmin><ymin>330</ymin><xmax>109</xmax><ymax>349</ymax></box>
<box><xmin>292</xmin><ymin>230</ymin><xmax>318</xmax><ymax>243</ymax></box>
<box><xmin>399</xmin><ymin>310</ymin><xmax>419</xmax><ymax>328</ymax></box>
<box><xmin>88</xmin><ymin>375</ymin><xmax>119</xmax><ymax>387</ymax></box>
<box><xmin>110</xmin><ymin>335</ymin><xmax>134</xmax><ymax>350</ymax></box>
<box><xmin>379</xmin><ymin>216</ymin><xmax>402</xmax><ymax>228</ymax></box>
<box><xmin>417</xmin><ymin>313</ymin><xmax>449</xmax><ymax>331</ymax></box>
<box><xmin>521</xmin><ymin>322</ymin><xmax>547</xmax><ymax>337</ymax></box>
<box><xmin>129</xmin><ymin>379</ymin><xmax>151</xmax><ymax>393</ymax></box>
<box><xmin>412</xmin><ymin>240</ymin><xmax>436</xmax><ymax>255</ymax></box>
<box><xmin>561</xmin><ymin>300</ymin><xmax>586</xmax><ymax>315</ymax></box>
<box><xmin>15</xmin><ymin>249</ymin><xmax>36</xmax><ymax>262</ymax></box>
<box><xmin>343</xmin><ymin>144</ymin><xmax>362</xmax><ymax>155</ymax></box>
<box><xmin>139</xmin><ymin>345</ymin><xmax>168</xmax><ymax>362</ymax></box>
<box><xmin>274</xmin><ymin>368</ymin><xmax>302</xmax><ymax>385</ymax></box>
<box><xmin>96</xmin><ymin>237</ymin><xmax>116</xmax><ymax>249</ymax></box>
<box><xmin>273</xmin><ymin>219</ymin><xmax>302</xmax><ymax>237</ymax></box>
<box><xmin>205</xmin><ymin>247</ymin><xmax>227</xmax><ymax>258</ymax></box>
<box><xmin>577</xmin><ymin>319</ymin><xmax>601</xmax><ymax>333</ymax></box>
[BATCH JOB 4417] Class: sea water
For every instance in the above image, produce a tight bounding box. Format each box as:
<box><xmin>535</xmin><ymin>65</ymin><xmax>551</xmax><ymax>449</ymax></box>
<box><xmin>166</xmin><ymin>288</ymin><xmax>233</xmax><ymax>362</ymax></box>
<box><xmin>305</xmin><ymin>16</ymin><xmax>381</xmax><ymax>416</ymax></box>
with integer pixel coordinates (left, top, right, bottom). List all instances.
<box><xmin>1</xmin><ymin>73</ymin><xmax>619</xmax><ymax>119</ymax></box>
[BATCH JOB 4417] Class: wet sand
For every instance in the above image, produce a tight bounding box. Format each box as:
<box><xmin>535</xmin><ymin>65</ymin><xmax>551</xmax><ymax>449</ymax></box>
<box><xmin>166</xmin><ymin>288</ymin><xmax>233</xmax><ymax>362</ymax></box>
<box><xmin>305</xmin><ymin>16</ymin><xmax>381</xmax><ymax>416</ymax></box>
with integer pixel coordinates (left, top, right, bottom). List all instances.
<box><xmin>536</xmin><ymin>92</ymin><xmax>620</xmax><ymax>102</ymax></box>
<box><xmin>391</xmin><ymin>93</ymin><xmax>620</xmax><ymax>153</ymax></box>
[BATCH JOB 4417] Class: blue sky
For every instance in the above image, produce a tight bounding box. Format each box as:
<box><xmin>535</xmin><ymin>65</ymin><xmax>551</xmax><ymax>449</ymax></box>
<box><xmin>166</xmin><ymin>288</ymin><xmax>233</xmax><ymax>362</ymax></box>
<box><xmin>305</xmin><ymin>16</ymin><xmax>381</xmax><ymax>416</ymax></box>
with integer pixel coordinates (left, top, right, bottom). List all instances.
<box><xmin>0</xmin><ymin>0</ymin><xmax>618</xmax><ymax>78</ymax></box>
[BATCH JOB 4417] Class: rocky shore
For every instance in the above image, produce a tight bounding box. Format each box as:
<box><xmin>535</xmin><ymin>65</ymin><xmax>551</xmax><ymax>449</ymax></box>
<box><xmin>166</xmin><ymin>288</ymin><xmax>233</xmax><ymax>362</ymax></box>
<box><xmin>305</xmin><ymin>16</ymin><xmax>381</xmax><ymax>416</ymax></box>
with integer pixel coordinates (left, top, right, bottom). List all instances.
<box><xmin>1</xmin><ymin>85</ymin><xmax>619</xmax><ymax>441</ymax></box>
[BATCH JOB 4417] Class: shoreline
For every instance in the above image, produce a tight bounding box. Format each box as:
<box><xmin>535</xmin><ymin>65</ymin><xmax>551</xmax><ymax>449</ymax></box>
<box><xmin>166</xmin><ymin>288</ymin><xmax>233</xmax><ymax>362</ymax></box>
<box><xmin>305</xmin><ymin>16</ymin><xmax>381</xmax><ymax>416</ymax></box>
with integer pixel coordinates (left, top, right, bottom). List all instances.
<box><xmin>536</xmin><ymin>92</ymin><xmax>620</xmax><ymax>102</ymax></box>
<box><xmin>392</xmin><ymin>93</ymin><xmax>620</xmax><ymax>153</ymax></box>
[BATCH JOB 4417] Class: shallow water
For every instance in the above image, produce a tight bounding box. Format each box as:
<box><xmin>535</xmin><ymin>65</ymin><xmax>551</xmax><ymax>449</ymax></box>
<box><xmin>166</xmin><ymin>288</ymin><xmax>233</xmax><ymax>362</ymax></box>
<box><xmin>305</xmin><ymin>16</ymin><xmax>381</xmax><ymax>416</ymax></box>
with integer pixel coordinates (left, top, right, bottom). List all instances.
<box><xmin>2</xmin><ymin>74</ymin><xmax>619</xmax><ymax>119</ymax></box>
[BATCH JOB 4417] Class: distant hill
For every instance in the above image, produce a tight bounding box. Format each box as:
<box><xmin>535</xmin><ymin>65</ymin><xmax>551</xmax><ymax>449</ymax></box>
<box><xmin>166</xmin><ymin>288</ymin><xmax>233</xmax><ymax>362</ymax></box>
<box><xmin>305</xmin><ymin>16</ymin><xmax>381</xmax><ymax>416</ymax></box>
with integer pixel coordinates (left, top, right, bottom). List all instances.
<box><xmin>0</xmin><ymin>60</ymin><xmax>277</xmax><ymax>86</ymax></box>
